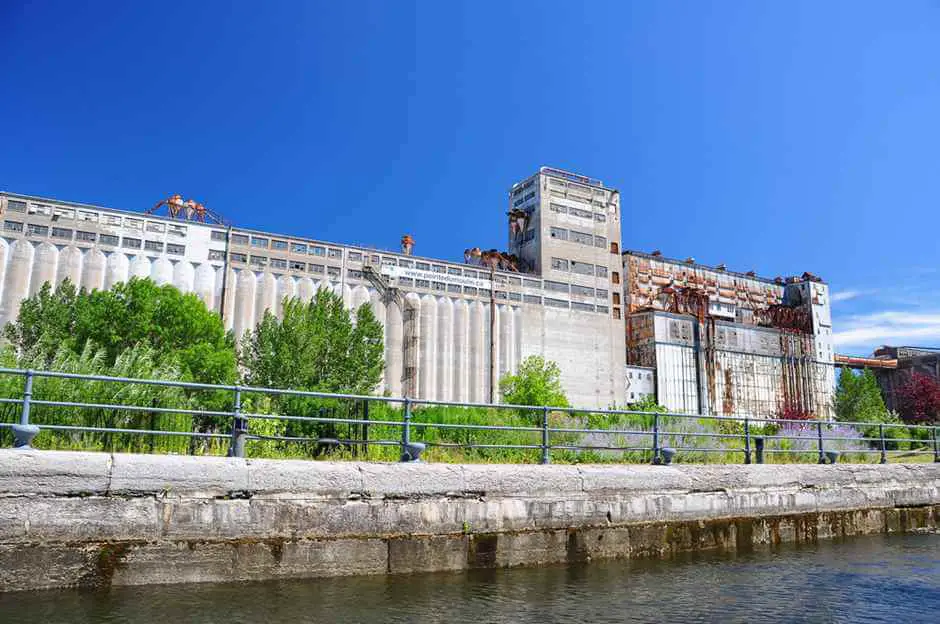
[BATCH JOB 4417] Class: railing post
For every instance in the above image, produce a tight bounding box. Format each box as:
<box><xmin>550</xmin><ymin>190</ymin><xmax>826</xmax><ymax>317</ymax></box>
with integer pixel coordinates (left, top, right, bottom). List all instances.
<box><xmin>879</xmin><ymin>423</ymin><xmax>887</xmax><ymax>465</ymax></box>
<box><xmin>651</xmin><ymin>412</ymin><xmax>661</xmax><ymax>465</ymax></box>
<box><xmin>541</xmin><ymin>406</ymin><xmax>551</xmax><ymax>465</ymax></box>
<box><xmin>816</xmin><ymin>420</ymin><xmax>826</xmax><ymax>464</ymax></box>
<box><xmin>12</xmin><ymin>369</ymin><xmax>39</xmax><ymax>449</ymax></box>
<box><xmin>933</xmin><ymin>427</ymin><xmax>939</xmax><ymax>463</ymax></box>
<box><xmin>228</xmin><ymin>386</ymin><xmax>246</xmax><ymax>458</ymax></box>
<box><xmin>743</xmin><ymin>415</ymin><xmax>752</xmax><ymax>465</ymax></box>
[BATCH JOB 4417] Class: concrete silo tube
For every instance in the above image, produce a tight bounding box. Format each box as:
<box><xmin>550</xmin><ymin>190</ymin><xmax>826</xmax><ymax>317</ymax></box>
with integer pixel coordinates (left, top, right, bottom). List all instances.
<box><xmin>436</xmin><ymin>297</ymin><xmax>454</xmax><ymax>402</ymax></box>
<box><xmin>419</xmin><ymin>294</ymin><xmax>437</xmax><ymax>401</ymax></box>
<box><xmin>29</xmin><ymin>242</ymin><xmax>59</xmax><ymax>295</ymax></box>
<box><xmin>453</xmin><ymin>299</ymin><xmax>469</xmax><ymax>402</ymax></box>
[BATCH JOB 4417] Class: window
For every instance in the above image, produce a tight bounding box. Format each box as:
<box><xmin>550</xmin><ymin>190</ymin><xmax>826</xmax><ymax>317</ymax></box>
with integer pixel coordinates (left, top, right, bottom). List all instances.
<box><xmin>211</xmin><ymin>231</ymin><xmax>227</xmax><ymax>242</ymax></box>
<box><xmin>613</xmin><ymin>307</ymin><xmax>622</xmax><ymax>319</ymax></box>
<box><xmin>597</xmin><ymin>305</ymin><xmax>609</xmax><ymax>314</ymax></box>
<box><xmin>571</xmin><ymin>284</ymin><xmax>594</xmax><ymax>297</ymax></box>
<box><xmin>146</xmin><ymin>221</ymin><xmax>164</xmax><ymax>233</ymax></box>
<box><xmin>311</xmin><ymin>246</ymin><xmax>326</xmax><ymax>256</ymax></box>
<box><xmin>168</xmin><ymin>225</ymin><xmax>186</xmax><ymax>237</ymax></box>
<box><xmin>612</xmin><ymin>271</ymin><xmax>621</xmax><ymax>285</ymax></box>
<box><xmin>432</xmin><ymin>265</ymin><xmax>445</xmax><ymax>273</ymax></box>
<box><xmin>145</xmin><ymin>240</ymin><xmax>163</xmax><ymax>252</ymax></box>
<box><xmin>513</xmin><ymin>187</ymin><xmax>524</xmax><ymax>197</ymax></box>
<box><xmin>27</xmin><ymin>224</ymin><xmax>49</xmax><ymax>236</ymax></box>
<box><xmin>416</xmin><ymin>261</ymin><xmax>430</xmax><ymax>270</ymax></box>
<box><xmin>272</xmin><ymin>240</ymin><xmax>287</xmax><ymax>251</ymax></box>
<box><xmin>4</xmin><ymin>220</ymin><xmax>23</xmax><ymax>232</ymax></box>
<box><xmin>209</xmin><ymin>250</ymin><xmax>225</xmax><ymax>261</ymax></box>
<box><xmin>464</xmin><ymin>287</ymin><xmax>478</xmax><ymax>296</ymax></box>
<box><xmin>524</xmin><ymin>295</ymin><xmax>542</xmax><ymax>304</ymax></box>
<box><xmin>569</xmin><ymin>206</ymin><xmax>592</xmax><ymax>220</ymax></box>
<box><xmin>496</xmin><ymin>291</ymin><xmax>508</xmax><ymax>300</ymax></box>
<box><xmin>232</xmin><ymin>234</ymin><xmax>249</xmax><ymax>245</ymax></box>
<box><xmin>291</xmin><ymin>242</ymin><xmax>308</xmax><ymax>254</ymax></box>
<box><xmin>513</xmin><ymin>198</ymin><xmax>525</xmax><ymax>207</ymax></box>
<box><xmin>610</xmin><ymin>242</ymin><xmax>619</xmax><ymax>254</ymax></box>
<box><xmin>327</xmin><ymin>266</ymin><xmax>340</xmax><ymax>278</ymax></box>
<box><xmin>124</xmin><ymin>217</ymin><xmax>141</xmax><ymax>229</ymax></box>
<box><xmin>290</xmin><ymin>260</ymin><xmax>306</xmax><ymax>271</ymax></box>
<box><xmin>230</xmin><ymin>252</ymin><xmax>247</xmax><ymax>263</ymax></box>
<box><xmin>596</xmin><ymin>265</ymin><xmax>608</xmax><ymax>278</ymax></box>
<box><xmin>76</xmin><ymin>231</ymin><xmax>96</xmax><ymax>242</ymax></box>
<box><xmin>78</xmin><ymin>210</ymin><xmax>99</xmax><ymax>222</ymax></box>
<box><xmin>328</xmin><ymin>248</ymin><xmax>342</xmax><ymax>259</ymax></box>
<box><xmin>99</xmin><ymin>234</ymin><xmax>118</xmax><ymax>246</ymax></box>
<box><xmin>250</xmin><ymin>255</ymin><xmax>267</xmax><ymax>266</ymax></box>
<box><xmin>123</xmin><ymin>237</ymin><xmax>141</xmax><ymax>249</ymax></box>
<box><xmin>523</xmin><ymin>230</ymin><xmax>535</xmax><ymax>242</ymax></box>
<box><xmin>551</xmin><ymin>257</ymin><xmax>569</xmax><ymax>271</ymax></box>
<box><xmin>570</xmin><ymin>230</ymin><xmax>593</xmax><ymax>246</ymax></box>
<box><xmin>447</xmin><ymin>284</ymin><xmax>461</xmax><ymax>293</ymax></box>
<box><xmin>524</xmin><ymin>279</ymin><xmax>541</xmax><ymax>289</ymax></box>
<box><xmin>612</xmin><ymin>293</ymin><xmax>620</xmax><ymax>305</ymax></box>
<box><xmin>550</xmin><ymin>227</ymin><xmax>568</xmax><ymax>240</ymax></box>
<box><xmin>572</xmin><ymin>302</ymin><xmax>594</xmax><ymax>312</ymax></box>
<box><xmin>545</xmin><ymin>298</ymin><xmax>569</xmax><ymax>309</ymax></box>
<box><xmin>509</xmin><ymin>292</ymin><xmax>522</xmax><ymax>302</ymax></box>
<box><xmin>309</xmin><ymin>263</ymin><xmax>325</xmax><ymax>274</ymax></box>
<box><xmin>544</xmin><ymin>280</ymin><xmax>569</xmax><ymax>293</ymax></box>
<box><xmin>447</xmin><ymin>267</ymin><xmax>461</xmax><ymax>276</ymax></box>
<box><xmin>52</xmin><ymin>227</ymin><xmax>73</xmax><ymax>239</ymax></box>
<box><xmin>598</xmin><ymin>289</ymin><xmax>609</xmax><ymax>300</ymax></box>
<box><xmin>270</xmin><ymin>258</ymin><xmax>287</xmax><ymax>269</ymax></box>
<box><xmin>399</xmin><ymin>278</ymin><xmax>414</xmax><ymax>287</ymax></box>
<box><xmin>7</xmin><ymin>200</ymin><xmax>26</xmax><ymax>213</ymax></box>
<box><xmin>399</xmin><ymin>259</ymin><xmax>414</xmax><ymax>268</ymax></box>
<box><xmin>432</xmin><ymin>282</ymin><xmax>446</xmax><ymax>291</ymax></box>
<box><xmin>382</xmin><ymin>257</ymin><xmax>397</xmax><ymax>266</ymax></box>
<box><xmin>348</xmin><ymin>269</ymin><xmax>363</xmax><ymax>279</ymax></box>
<box><xmin>594</xmin><ymin>213</ymin><xmax>607</xmax><ymax>223</ymax></box>
<box><xmin>549</xmin><ymin>203</ymin><xmax>567</xmax><ymax>214</ymax></box>
<box><xmin>416</xmin><ymin>279</ymin><xmax>430</xmax><ymax>288</ymax></box>
<box><xmin>594</xmin><ymin>235</ymin><xmax>607</xmax><ymax>249</ymax></box>
<box><xmin>571</xmin><ymin>260</ymin><xmax>594</xmax><ymax>276</ymax></box>
<box><xmin>251</xmin><ymin>237</ymin><xmax>268</xmax><ymax>248</ymax></box>
<box><xmin>508</xmin><ymin>277</ymin><xmax>521</xmax><ymax>286</ymax></box>
<box><xmin>348</xmin><ymin>251</ymin><xmax>363</xmax><ymax>262</ymax></box>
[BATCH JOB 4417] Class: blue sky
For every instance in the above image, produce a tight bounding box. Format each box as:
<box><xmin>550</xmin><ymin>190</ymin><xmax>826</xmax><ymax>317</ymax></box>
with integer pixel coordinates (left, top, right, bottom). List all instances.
<box><xmin>1</xmin><ymin>1</ymin><xmax>938</xmax><ymax>355</ymax></box>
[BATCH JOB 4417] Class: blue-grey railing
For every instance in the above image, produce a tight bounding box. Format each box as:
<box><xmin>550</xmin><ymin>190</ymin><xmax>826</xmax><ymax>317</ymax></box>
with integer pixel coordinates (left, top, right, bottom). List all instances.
<box><xmin>0</xmin><ymin>367</ymin><xmax>938</xmax><ymax>465</ymax></box>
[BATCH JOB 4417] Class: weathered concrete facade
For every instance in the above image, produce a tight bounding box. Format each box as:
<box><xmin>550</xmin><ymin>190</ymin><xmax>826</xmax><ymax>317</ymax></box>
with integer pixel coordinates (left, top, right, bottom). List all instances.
<box><xmin>0</xmin><ymin>450</ymin><xmax>937</xmax><ymax>592</ymax></box>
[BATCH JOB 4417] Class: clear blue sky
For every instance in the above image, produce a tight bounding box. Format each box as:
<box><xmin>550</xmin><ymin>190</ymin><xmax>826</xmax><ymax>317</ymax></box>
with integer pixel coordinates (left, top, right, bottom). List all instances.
<box><xmin>2</xmin><ymin>1</ymin><xmax>938</xmax><ymax>355</ymax></box>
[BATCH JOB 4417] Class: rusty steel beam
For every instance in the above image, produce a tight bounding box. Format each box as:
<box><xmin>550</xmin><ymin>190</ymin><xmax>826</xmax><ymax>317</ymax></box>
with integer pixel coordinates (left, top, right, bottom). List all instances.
<box><xmin>834</xmin><ymin>354</ymin><xmax>898</xmax><ymax>370</ymax></box>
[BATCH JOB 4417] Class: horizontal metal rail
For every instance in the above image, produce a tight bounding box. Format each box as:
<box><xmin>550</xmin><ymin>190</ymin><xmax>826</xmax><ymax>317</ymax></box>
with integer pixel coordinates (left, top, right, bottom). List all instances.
<box><xmin>0</xmin><ymin>367</ymin><xmax>936</xmax><ymax>466</ymax></box>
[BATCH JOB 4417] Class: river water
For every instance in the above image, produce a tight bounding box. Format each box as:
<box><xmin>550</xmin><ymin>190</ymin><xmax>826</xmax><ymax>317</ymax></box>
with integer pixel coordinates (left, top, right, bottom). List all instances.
<box><xmin>2</xmin><ymin>534</ymin><xmax>938</xmax><ymax>623</ymax></box>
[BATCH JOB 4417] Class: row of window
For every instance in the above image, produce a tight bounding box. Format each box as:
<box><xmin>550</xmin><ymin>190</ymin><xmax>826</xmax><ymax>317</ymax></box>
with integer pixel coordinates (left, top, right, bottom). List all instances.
<box><xmin>6</xmin><ymin>201</ymin><xmax>188</xmax><ymax>236</ymax></box>
<box><xmin>4</xmin><ymin>221</ymin><xmax>185</xmax><ymax>254</ymax></box>
<box><xmin>549</xmin><ymin>202</ymin><xmax>607</xmax><ymax>223</ymax></box>
<box><xmin>549</xmin><ymin>226</ymin><xmax>608</xmax><ymax>249</ymax></box>
<box><xmin>550</xmin><ymin>257</ymin><xmax>610</xmax><ymax>278</ymax></box>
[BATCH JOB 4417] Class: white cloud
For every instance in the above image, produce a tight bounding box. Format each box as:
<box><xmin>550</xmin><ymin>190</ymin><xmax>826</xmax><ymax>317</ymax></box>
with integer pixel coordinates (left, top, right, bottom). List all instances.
<box><xmin>831</xmin><ymin>290</ymin><xmax>863</xmax><ymax>303</ymax></box>
<box><xmin>833</xmin><ymin>310</ymin><xmax>940</xmax><ymax>352</ymax></box>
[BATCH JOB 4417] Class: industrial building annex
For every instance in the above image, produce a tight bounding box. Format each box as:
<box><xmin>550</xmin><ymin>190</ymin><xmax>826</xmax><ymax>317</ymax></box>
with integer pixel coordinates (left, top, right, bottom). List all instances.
<box><xmin>0</xmin><ymin>167</ymin><xmax>835</xmax><ymax>416</ymax></box>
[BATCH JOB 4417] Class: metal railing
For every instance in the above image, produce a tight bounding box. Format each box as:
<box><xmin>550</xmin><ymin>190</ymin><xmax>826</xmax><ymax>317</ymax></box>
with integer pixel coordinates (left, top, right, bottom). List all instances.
<box><xmin>0</xmin><ymin>367</ymin><xmax>938</xmax><ymax>465</ymax></box>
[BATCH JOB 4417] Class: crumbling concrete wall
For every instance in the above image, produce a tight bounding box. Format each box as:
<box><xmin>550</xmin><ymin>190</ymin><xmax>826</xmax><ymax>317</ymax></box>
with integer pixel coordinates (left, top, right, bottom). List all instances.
<box><xmin>0</xmin><ymin>450</ymin><xmax>937</xmax><ymax>592</ymax></box>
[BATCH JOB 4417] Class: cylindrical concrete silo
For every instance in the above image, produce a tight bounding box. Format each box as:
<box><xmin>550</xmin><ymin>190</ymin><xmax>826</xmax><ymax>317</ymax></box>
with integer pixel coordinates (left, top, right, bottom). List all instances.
<box><xmin>128</xmin><ymin>254</ymin><xmax>151</xmax><ymax>280</ymax></box>
<box><xmin>29</xmin><ymin>242</ymin><xmax>58</xmax><ymax>296</ymax></box>
<box><xmin>513</xmin><ymin>306</ymin><xmax>523</xmax><ymax>373</ymax></box>
<box><xmin>193</xmin><ymin>263</ymin><xmax>216</xmax><ymax>310</ymax></box>
<box><xmin>255</xmin><ymin>272</ymin><xmax>277</xmax><ymax>321</ymax></box>
<box><xmin>151</xmin><ymin>257</ymin><xmax>173</xmax><ymax>286</ymax></box>
<box><xmin>0</xmin><ymin>240</ymin><xmax>9</xmax><ymax>308</ymax></box>
<box><xmin>418</xmin><ymin>294</ymin><xmax>437</xmax><ymax>401</ymax></box>
<box><xmin>172</xmin><ymin>261</ymin><xmax>195</xmax><ymax>294</ymax></box>
<box><xmin>336</xmin><ymin>283</ymin><xmax>353</xmax><ymax>309</ymax></box>
<box><xmin>436</xmin><ymin>297</ymin><xmax>453</xmax><ymax>402</ymax></box>
<box><xmin>468</xmin><ymin>300</ymin><xmax>486</xmax><ymax>403</ymax></box>
<box><xmin>453</xmin><ymin>299</ymin><xmax>469</xmax><ymax>402</ymax></box>
<box><xmin>219</xmin><ymin>267</ymin><xmax>237</xmax><ymax>329</ymax></box>
<box><xmin>351</xmin><ymin>285</ymin><xmax>370</xmax><ymax>312</ymax></box>
<box><xmin>276</xmin><ymin>275</ymin><xmax>296</xmax><ymax>318</ymax></box>
<box><xmin>1</xmin><ymin>240</ymin><xmax>35</xmax><ymax>326</ymax></box>
<box><xmin>55</xmin><ymin>245</ymin><xmax>83</xmax><ymax>287</ymax></box>
<box><xmin>297</xmin><ymin>277</ymin><xmax>315</xmax><ymax>303</ymax></box>
<box><xmin>103</xmin><ymin>252</ymin><xmax>129</xmax><ymax>291</ymax></box>
<box><xmin>232</xmin><ymin>269</ymin><xmax>257</xmax><ymax>339</ymax></box>
<box><xmin>81</xmin><ymin>249</ymin><xmax>106</xmax><ymax>292</ymax></box>
<box><xmin>368</xmin><ymin>289</ymin><xmax>387</xmax><ymax>388</ymax></box>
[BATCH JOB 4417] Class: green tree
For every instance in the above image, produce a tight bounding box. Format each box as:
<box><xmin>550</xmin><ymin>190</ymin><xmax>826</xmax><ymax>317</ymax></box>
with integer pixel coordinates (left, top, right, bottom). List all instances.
<box><xmin>834</xmin><ymin>367</ymin><xmax>888</xmax><ymax>423</ymax></box>
<box><xmin>239</xmin><ymin>289</ymin><xmax>384</xmax><ymax>394</ymax></box>
<box><xmin>499</xmin><ymin>355</ymin><xmax>569</xmax><ymax>410</ymax></box>
<box><xmin>3</xmin><ymin>277</ymin><xmax>236</xmax><ymax>385</ymax></box>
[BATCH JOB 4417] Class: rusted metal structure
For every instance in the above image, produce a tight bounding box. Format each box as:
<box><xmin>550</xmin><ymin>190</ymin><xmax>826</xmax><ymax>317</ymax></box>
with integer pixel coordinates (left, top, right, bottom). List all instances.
<box><xmin>622</xmin><ymin>250</ymin><xmax>834</xmax><ymax>419</ymax></box>
<box><xmin>867</xmin><ymin>346</ymin><xmax>940</xmax><ymax>413</ymax></box>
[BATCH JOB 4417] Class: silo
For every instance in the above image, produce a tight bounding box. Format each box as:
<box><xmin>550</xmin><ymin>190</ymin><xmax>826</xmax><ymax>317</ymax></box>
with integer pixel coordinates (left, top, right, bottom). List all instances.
<box><xmin>276</xmin><ymin>275</ymin><xmax>296</xmax><ymax>317</ymax></box>
<box><xmin>1</xmin><ymin>240</ymin><xmax>34</xmax><ymax>326</ymax></box>
<box><xmin>193</xmin><ymin>263</ymin><xmax>216</xmax><ymax>309</ymax></box>
<box><xmin>151</xmin><ymin>257</ymin><xmax>173</xmax><ymax>286</ymax></box>
<box><xmin>128</xmin><ymin>254</ymin><xmax>150</xmax><ymax>280</ymax></box>
<box><xmin>337</xmin><ymin>283</ymin><xmax>353</xmax><ymax>309</ymax></box>
<box><xmin>255</xmin><ymin>272</ymin><xmax>277</xmax><ymax>320</ymax></box>
<box><xmin>81</xmin><ymin>249</ymin><xmax>106</xmax><ymax>292</ymax></box>
<box><xmin>453</xmin><ymin>299</ymin><xmax>469</xmax><ymax>402</ymax></box>
<box><xmin>419</xmin><ymin>294</ymin><xmax>437</xmax><ymax>400</ymax></box>
<box><xmin>172</xmin><ymin>260</ymin><xmax>195</xmax><ymax>294</ymax></box>
<box><xmin>513</xmin><ymin>306</ymin><xmax>523</xmax><ymax>372</ymax></box>
<box><xmin>232</xmin><ymin>269</ymin><xmax>256</xmax><ymax>339</ymax></box>
<box><xmin>55</xmin><ymin>245</ymin><xmax>83</xmax><ymax>287</ymax></box>
<box><xmin>296</xmin><ymin>277</ymin><xmax>315</xmax><ymax>303</ymax></box>
<box><xmin>103</xmin><ymin>251</ymin><xmax>129</xmax><ymax>291</ymax></box>
<box><xmin>0</xmin><ymin>240</ymin><xmax>8</xmax><ymax>306</ymax></box>
<box><xmin>219</xmin><ymin>267</ymin><xmax>237</xmax><ymax>330</ymax></box>
<box><xmin>369</xmin><ymin>289</ymin><xmax>387</xmax><ymax>388</ymax></box>
<box><xmin>351</xmin><ymin>285</ymin><xmax>370</xmax><ymax>311</ymax></box>
<box><xmin>436</xmin><ymin>297</ymin><xmax>453</xmax><ymax>402</ymax></box>
<box><xmin>468</xmin><ymin>300</ymin><xmax>486</xmax><ymax>403</ymax></box>
<box><xmin>29</xmin><ymin>242</ymin><xmax>58</xmax><ymax>295</ymax></box>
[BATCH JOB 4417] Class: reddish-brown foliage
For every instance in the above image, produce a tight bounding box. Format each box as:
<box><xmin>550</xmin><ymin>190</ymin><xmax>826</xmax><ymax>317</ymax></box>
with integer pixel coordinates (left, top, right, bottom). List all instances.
<box><xmin>775</xmin><ymin>401</ymin><xmax>815</xmax><ymax>423</ymax></box>
<box><xmin>895</xmin><ymin>372</ymin><xmax>940</xmax><ymax>424</ymax></box>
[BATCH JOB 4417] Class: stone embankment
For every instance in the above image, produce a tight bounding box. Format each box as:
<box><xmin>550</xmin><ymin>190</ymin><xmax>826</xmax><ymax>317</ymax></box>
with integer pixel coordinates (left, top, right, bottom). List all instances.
<box><xmin>0</xmin><ymin>450</ymin><xmax>937</xmax><ymax>591</ymax></box>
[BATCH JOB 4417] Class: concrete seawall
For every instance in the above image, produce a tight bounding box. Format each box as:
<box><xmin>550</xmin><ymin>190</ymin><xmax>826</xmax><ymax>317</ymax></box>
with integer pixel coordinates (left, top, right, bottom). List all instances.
<box><xmin>1</xmin><ymin>450</ymin><xmax>938</xmax><ymax>592</ymax></box>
